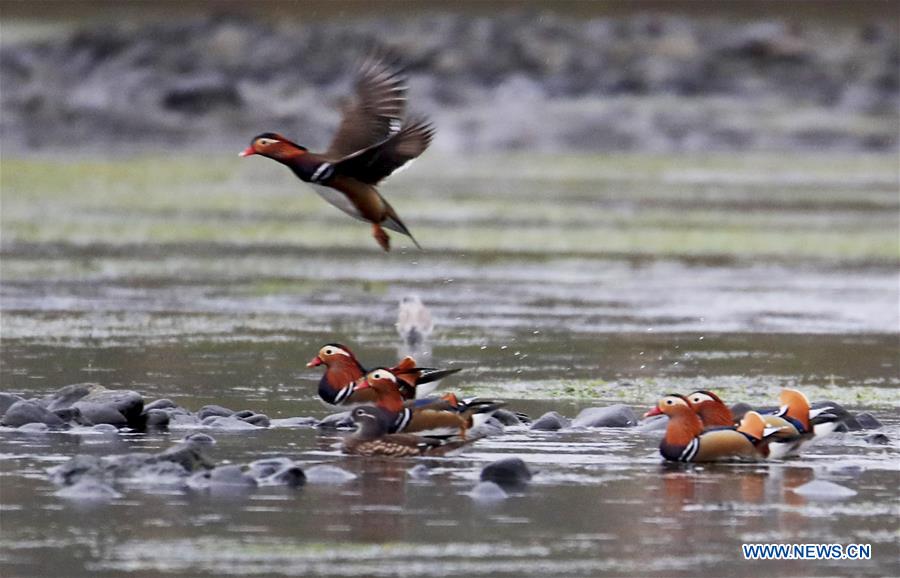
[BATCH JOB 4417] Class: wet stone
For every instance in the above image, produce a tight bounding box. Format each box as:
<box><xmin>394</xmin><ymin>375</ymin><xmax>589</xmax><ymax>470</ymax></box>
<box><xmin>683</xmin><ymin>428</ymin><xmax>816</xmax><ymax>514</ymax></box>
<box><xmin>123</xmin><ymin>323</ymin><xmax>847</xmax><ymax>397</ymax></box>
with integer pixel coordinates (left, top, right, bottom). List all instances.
<box><xmin>261</xmin><ymin>465</ymin><xmax>306</xmax><ymax>488</ymax></box>
<box><xmin>864</xmin><ymin>433</ymin><xmax>889</xmax><ymax>445</ymax></box>
<box><xmin>240</xmin><ymin>413</ymin><xmax>270</xmax><ymax>427</ymax></box>
<box><xmin>467</xmin><ymin>481</ymin><xmax>508</xmax><ymax>502</ymax></box>
<box><xmin>17</xmin><ymin>422</ymin><xmax>50</xmax><ymax>432</ymax></box>
<box><xmin>41</xmin><ymin>383</ymin><xmax>93</xmax><ymax>411</ymax></box>
<box><xmin>481</xmin><ymin>457</ymin><xmax>532</xmax><ymax>489</ymax></box>
<box><xmin>197</xmin><ymin>405</ymin><xmax>234</xmax><ymax>420</ymax></box>
<box><xmin>572</xmin><ymin>404</ymin><xmax>638</xmax><ymax>428</ymax></box>
<box><xmin>91</xmin><ymin>423</ymin><xmax>119</xmax><ymax>434</ymax></box>
<box><xmin>854</xmin><ymin>412</ymin><xmax>883</xmax><ymax>430</ymax></box>
<box><xmin>0</xmin><ymin>392</ymin><xmax>24</xmax><ymax>416</ymax></box>
<box><xmin>144</xmin><ymin>398</ymin><xmax>177</xmax><ymax>411</ymax></box>
<box><xmin>72</xmin><ymin>402</ymin><xmax>128</xmax><ymax>427</ymax></box>
<box><xmin>408</xmin><ymin>464</ymin><xmax>432</xmax><ymax>480</ymax></box>
<box><xmin>469</xmin><ymin>416</ymin><xmax>505</xmax><ymax>438</ymax></box>
<box><xmin>316</xmin><ymin>411</ymin><xmax>353</xmax><ymax>429</ymax></box>
<box><xmin>55</xmin><ymin>479</ymin><xmax>122</xmax><ymax>501</ymax></box>
<box><xmin>492</xmin><ymin>408</ymin><xmax>527</xmax><ymax>426</ymax></box>
<box><xmin>183</xmin><ymin>432</ymin><xmax>217</xmax><ymax>446</ymax></box>
<box><xmin>247</xmin><ymin>458</ymin><xmax>294</xmax><ymax>479</ymax></box>
<box><xmin>304</xmin><ymin>465</ymin><xmax>357</xmax><ymax>484</ymax></box>
<box><xmin>187</xmin><ymin>465</ymin><xmax>257</xmax><ymax>491</ymax></box>
<box><xmin>201</xmin><ymin>415</ymin><xmax>259</xmax><ymax>430</ymax></box>
<box><xmin>143</xmin><ymin>409</ymin><xmax>170</xmax><ymax>428</ymax></box>
<box><xmin>530</xmin><ymin>411</ymin><xmax>570</xmax><ymax>431</ymax></box>
<box><xmin>270</xmin><ymin>416</ymin><xmax>318</xmax><ymax>428</ymax></box>
<box><xmin>636</xmin><ymin>414</ymin><xmax>668</xmax><ymax>432</ymax></box>
<box><xmin>78</xmin><ymin>388</ymin><xmax>144</xmax><ymax>424</ymax></box>
<box><xmin>1</xmin><ymin>400</ymin><xmax>66</xmax><ymax>428</ymax></box>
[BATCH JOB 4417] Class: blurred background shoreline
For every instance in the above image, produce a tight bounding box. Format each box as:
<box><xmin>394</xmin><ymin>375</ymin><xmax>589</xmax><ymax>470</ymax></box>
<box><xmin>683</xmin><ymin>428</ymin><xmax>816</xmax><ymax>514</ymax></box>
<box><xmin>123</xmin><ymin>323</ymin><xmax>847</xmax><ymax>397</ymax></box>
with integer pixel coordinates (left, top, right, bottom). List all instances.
<box><xmin>2</xmin><ymin>0</ymin><xmax>898</xmax><ymax>155</ymax></box>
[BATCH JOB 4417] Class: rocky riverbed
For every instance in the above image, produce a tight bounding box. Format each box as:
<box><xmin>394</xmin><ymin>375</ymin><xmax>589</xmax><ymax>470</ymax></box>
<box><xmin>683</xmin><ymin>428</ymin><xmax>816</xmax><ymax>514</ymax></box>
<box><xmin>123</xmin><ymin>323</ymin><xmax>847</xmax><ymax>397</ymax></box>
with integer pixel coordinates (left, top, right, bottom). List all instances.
<box><xmin>2</xmin><ymin>11</ymin><xmax>897</xmax><ymax>153</ymax></box>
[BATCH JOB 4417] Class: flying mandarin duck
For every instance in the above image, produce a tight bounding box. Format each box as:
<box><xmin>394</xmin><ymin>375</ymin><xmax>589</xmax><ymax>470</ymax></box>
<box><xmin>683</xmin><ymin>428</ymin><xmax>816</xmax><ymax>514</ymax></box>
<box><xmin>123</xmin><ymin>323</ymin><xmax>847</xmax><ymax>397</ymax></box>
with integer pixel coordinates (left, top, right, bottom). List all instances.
<box><xmin>239</xmin><ymin>53</ymin><xmax>434</xmax><ymax>251</ymax></box>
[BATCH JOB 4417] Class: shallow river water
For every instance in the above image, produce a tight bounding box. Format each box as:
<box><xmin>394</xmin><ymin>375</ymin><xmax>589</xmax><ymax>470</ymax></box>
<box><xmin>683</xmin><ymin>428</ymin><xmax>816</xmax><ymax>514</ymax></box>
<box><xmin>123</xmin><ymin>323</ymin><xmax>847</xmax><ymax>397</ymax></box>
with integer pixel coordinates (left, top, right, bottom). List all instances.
<box><xmin>1</xmin><ymin>153</ymin><xmax>898</xmax><ymax>576</ymax></box>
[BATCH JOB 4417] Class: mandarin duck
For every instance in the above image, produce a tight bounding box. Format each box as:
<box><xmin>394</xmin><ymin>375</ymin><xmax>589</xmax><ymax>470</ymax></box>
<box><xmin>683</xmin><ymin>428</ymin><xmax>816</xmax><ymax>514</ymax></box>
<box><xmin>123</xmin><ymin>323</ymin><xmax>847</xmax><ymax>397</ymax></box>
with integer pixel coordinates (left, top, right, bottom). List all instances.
<box><xmin>342</xmin><ymin>406</ymin><xmax>479</xmax><ymax>457</ymax></box>
<box><xmin>650</xmin><ymin>394</ymin><xmax>774</xmax><ymax>462</ymax></box>
<box><xmin>353</xmin><ymin>368</ymin><xmax>504</xmax><ymax>438</ymax></box>
<box><xmin>306</xmin><ymin>343</ymin><xmax>460</xmax><ymax>406</ymax></box>
<box><xmin>686</xmin><ymin>390</ymin><xmax>735</xmax><ymax>428</ymax></box>
<box><xmin>239</xmin><ymin>53</ymin><xmax>433</xmax><ymax>251</ymax></box>
<box><xmin>759</xmin><ymin>388</ymin><xmax>840</xmax><ymax>458</ymax></box>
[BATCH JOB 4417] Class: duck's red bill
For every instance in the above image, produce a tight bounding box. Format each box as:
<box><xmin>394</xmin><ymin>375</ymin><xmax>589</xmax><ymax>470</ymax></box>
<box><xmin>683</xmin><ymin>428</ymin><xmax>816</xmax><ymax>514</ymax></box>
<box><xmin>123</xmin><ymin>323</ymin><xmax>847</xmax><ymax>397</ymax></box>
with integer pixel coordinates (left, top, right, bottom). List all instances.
<box><xmin>238</xmin><ymin>147</ymin><xmax>256</xmax><ymax>157</ymax></box>
<box><xmin>306</xmin><ymin>356</ymin><xmax>323</xmax><ymax>368</ymax></box>
<box><xmin>643</xmin><ymin>406</ymin><xmax>663</xmax><ymax>418</ymax></box>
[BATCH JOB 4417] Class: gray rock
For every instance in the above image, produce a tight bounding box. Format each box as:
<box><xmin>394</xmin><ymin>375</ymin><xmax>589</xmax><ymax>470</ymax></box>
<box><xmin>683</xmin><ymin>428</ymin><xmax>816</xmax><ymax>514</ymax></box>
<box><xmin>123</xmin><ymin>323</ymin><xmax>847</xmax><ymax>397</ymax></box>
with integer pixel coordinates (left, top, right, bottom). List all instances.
<box><xmin>55</xmin><ymin>479</ymin><xmax>122</xmax><ymax>501</ymax></box>
<box><xmin>467</xmin><ymin>481</ymin><xmax>508</xmax><ymax>501</ymax></box>
<box><xmin>260</xmin><ymin>465</ymin><xmax>306</xmax><ymax>488</ymax></box>
<box><xmin>17</xmin><ymin>422</ymin><xmax>50</xmax><ymax>432</ymax></box>
<box><xmin>72</xmin><ymin>402</ymin><xmax>128</xmax><ymax>426</ymax></box>
<box><xmin>232</xmin><ymin>409</ymin><xmax>255</xmax><ymax>419</ymax></box>
<box><xmin>1</xmin><ymin>400</ymin><xmax>65</xmax><ymax>428</ymax></box>
<box><xmin>240</xmin><ymin>413</ymin><xmax>270</xmax><ymax>427</ymax></box>
<box><xmin>182</xmin><ymin>432</ymin><xmax>216</xmax><ymax>445</ymax></box>
<box><xmin>491</xmin><ymin>409</ymin><xmax>528</xmax><ymax>426</ymax></box>
<box><xmin>792</xmin><ymin>480</ymin><xmax>857</xmax><ymax>500</ymax></box>
<box><xmin>164</xmin><ymin>408</ymin><xmax>202</xmax><ymax>428</ymax></box>
<box><xmin>247</xmin><ymin>458</ymin><xmax>294</xmax><ymax>479</ymax></box>
<box><xmin>270</xmin><ymin>416</ymin><xmax>318</xmax><ymax>428</ymax></box>
<box><xmin>201</xmin><ymin>415</ymin><xmax>259</xmax><ymax>430</ymax></box>
<box><xmin>197</xmin><ymin>405</ymin><xmax>234</xmax><ymax>420</ymax></box>
<box><xmin>187</xmin><ymin>465</ymin><xmax>256</xmax><ymax>491</ymax></box>
<box><xmin>91</xmin><ymin>423</ymin><xmax>119</xmax><ymax>433</ymax></box>
<box><xmin>636</xmin><ymin>414</ymin><xmax>669</xmax><ymax>432</ymax></box>
<box><xmin>48</xmin><ymin>455</ymin><xmax>106</xmax><ymax>486</ymax></box>
<box><xmin>144</xmin><ymin>398</ymin><xmax>177</xmax><ymax>411</ymax></box>
<box><xmin>0</xmin><ymin>392</ymin><xmax>24</xmax><ymax>416</ymax></box>
<box><xmin>316</xmin><ymin>411</ymin><xmax>354</xmax><ymax>429</ymax></box>
<box><xmin>572</xmin><ymin>404</ymin><xmax>638</xmax><ymax>428</ymax></box>
<box><xmin>143</xmin><ymin>408</ymin><xmax>170</xmax><ymax>428</ymax></box>
<box><xmin>854</xmin><ymin>412</ymin><xmax>883</xmax><ymax>430</ymax></box>
<box><xmin>78</xmin><ymin>388</ymin><xmax>144</xmax><ymax>424</ymax></box>
<box><xmin>864</xmin><ymin>433</ymin><xmax>889</xmax><ymax>445</ymax></box>
<box><xmin>408</xmin><ymin>464</ymin><xmax>432</xmax><ymax>480</ymax></box>
<box><xmin>468</xmin><ymin>417</ymin><xmax>505</xmax><ymax>438</ymax></box>
<box><xmin>530</xmin><ymin>411</ymin><xmax>570</xmax><ymax>431</ymax></box>
<box><xmin>52</xmin><ymin>407</ymin><xmax>91</xmax><ymax>426</ymax></box>
<box><xmin>481</xmin><ymin>457</ymin><xmax>532</xmax><ymax>489</ymax></box>
<box><xmin>41</xmin><ymin>383</ymin><xmax>92</xmax><ymax>411</ymax></box>
<box><xmin>303</xmin><ymin>465</ymin><xmax>357</xmax><ymax>484</ymax></box>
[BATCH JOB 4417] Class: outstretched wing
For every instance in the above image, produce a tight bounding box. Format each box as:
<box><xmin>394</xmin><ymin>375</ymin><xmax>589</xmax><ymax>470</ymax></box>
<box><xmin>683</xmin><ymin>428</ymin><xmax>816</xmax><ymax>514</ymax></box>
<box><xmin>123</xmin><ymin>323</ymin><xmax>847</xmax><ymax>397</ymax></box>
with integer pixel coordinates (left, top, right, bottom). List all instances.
<box><xmin>333</xmin><ymin>116</ymin><xmax>435</xmax><ymax>185</ymax></box>
<box><xmin>325</xmin><ymin>53</ymin><xmax>407</xmax><ymax>160</ymax></box>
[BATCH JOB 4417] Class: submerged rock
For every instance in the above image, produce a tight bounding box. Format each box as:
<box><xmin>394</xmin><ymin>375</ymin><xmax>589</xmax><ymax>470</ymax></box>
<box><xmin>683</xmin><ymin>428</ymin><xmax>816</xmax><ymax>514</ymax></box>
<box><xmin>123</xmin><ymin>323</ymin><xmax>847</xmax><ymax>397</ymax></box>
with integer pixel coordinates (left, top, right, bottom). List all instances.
<box><xmin>636</xmin><ymin>414</ymin><xmax>668</xmax><ymax>432</ymax></box>
<box><xmin>864</xmin><ymin>433</ymin><xmax>889</xmax><ymax>445</ymax></box>
<box><xmin>71</xmin><ymin>402</ymin><xmax>128</xmax><ymax>427</ymax></box>
<box><xmin>480</xmin><ymin>457</ymin><xmax>532</xmax><ymax>489</ymax></box>
<box><xmin>572</xmin><ymin>405</ymin><xmax>638</xmax><ymax>428</ymax></box>
<box><xmin>201</xmin><ymin>415</ymin><xmax>260</xmax><ymax>430</ymax></box>
<box><xmin>854</xmin><ymin>412</ymin><xmax>883</xmax><ymax>430</ymax></box>
<box><xmin>187</xmin><ymin>465</ymin><xmax>256</xmax><ymax>491</ymax></box>
<box><xmin>792</xmin><ymin>480</ymin><xmax>858</xmax><ymax>500</ymax></box>
<box><xmin>1</xmin><ymin>400</ymin><xmax>65</xmax><ymax>428</ymax></box>
<box><xmin>467</xmin><ymin>481</ymin><xmax>508</xmax><ymax>502</ymax></box>
<box><xmin>491</xmin><ymin>409</ymin><xmax>529</xmax><ymax>426</ymax></box>
<box><xmin>0</xmin><ymin>392</ymin><xmax>24</xmax><ymax>416</ymax></box>
<box><xmin>197</xmin><ymin>404</ymin><xmax>234</xmax><ymax>420</ymax></box>
<box><xmin>408</xmin><ymin>464</ymin><xmax>432</xmax><ymax>480</ymax></box>
<box><xmin>270</xmin><ymin>416</ymin><xmax>318</xmax><ymax>428</ymax></box>
<box><xmin>529</xmin><ymin>411</ymin><xmax>570</xmax><ymax>431</ymax></box>
<box><xmin>469</xmin><ymin>416</ymin><xmax>505</xmax><ymax>438</ymax></box>
<box><xmin>55</xmin><ymin>479</ymin><xmax>122</xmax><ymax>501</ymax></box>
<box><xmin>316</xmin><ymin>411</ymin><xmax>354</xmax><ymax>429</ymax></box>
<box><xmin>303</xmin><ymin>465</ymin><xmax>357</xmax><ymax>484</ymax></box>
<box><xmin>144</xmin><ymin>398</ymin><xmax>177</xmax><ymax>411</ymax></box>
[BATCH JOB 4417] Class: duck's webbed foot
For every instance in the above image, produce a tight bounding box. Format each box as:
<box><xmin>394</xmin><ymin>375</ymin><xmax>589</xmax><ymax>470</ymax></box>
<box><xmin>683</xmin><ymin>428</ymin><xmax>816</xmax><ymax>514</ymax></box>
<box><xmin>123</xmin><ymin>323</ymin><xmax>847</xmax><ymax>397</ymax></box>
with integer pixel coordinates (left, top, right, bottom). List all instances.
<box><xmin>372</xmin><ymin>223</ymin><xmax>391</xmax><ymax>252</ymax></box>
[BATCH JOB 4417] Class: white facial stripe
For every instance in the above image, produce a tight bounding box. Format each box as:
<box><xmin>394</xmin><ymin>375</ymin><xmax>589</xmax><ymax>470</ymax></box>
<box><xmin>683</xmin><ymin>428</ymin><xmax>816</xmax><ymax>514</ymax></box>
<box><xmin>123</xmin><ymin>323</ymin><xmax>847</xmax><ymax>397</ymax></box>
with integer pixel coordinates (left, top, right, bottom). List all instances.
<box><xmin>323</xmin><ymin>347</ymin><xmax>350</xmax><ymax>357</ymax></box>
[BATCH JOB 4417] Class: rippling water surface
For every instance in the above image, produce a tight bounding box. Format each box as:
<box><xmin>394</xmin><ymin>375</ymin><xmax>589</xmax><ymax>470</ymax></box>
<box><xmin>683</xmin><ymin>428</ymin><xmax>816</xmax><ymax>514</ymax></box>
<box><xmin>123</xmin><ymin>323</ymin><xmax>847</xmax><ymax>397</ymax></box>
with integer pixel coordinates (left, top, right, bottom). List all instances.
<box><xmin>1</xmin><ymin>153</ymin><xmax>898</xmax><ymax>576</ymax></box>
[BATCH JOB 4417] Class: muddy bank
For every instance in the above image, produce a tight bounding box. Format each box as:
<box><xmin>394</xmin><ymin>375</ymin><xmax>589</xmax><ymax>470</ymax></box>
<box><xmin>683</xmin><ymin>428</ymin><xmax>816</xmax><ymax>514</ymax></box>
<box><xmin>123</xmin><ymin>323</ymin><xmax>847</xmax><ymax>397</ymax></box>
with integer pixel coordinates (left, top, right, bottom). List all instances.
<box><xmin>2</xmin><ymin>11</ymin><xmax>897</xmax><ymax>153</ymax></box>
